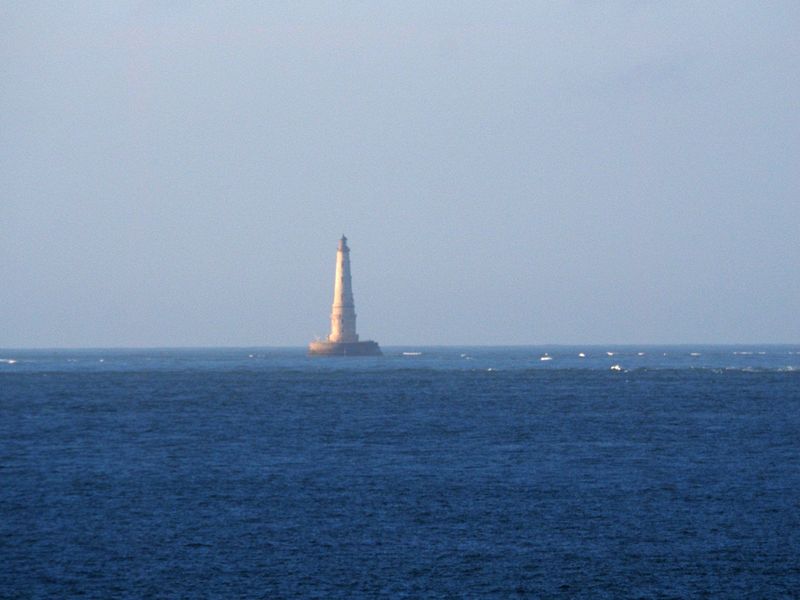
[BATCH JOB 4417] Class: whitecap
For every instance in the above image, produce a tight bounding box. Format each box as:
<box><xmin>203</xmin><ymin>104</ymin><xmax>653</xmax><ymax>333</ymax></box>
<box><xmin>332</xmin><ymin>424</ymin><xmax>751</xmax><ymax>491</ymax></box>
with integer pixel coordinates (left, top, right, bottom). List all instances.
<box><xmin>610</xmin><ymin>364</ymin><xmax>623</xmax><ymax>371</ymax></box>
<box><xmin>606</xmin><ymin>352</ymin><xmax>615</xmax><ymax>356</ymax></box>
<box><xmin>402</xmin><ymin>352</ymin><xmax>422</xmax><ymax>356</ymax></box>
<box><xmin>578</xmin><ymin>352</ymin><xmax>586</xmax><ymax>358</ymax></box>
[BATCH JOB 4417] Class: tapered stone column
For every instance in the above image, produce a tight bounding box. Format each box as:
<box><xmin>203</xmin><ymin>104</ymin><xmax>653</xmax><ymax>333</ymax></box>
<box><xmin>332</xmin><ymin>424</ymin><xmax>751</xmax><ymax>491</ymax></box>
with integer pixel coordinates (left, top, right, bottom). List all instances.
<box><xmin>329</xmin><ymin>236</ymin><xmax>358</xmax><ymax>343</ymax></box>
<box><xmin>309</xmin><ymin>236</ymin><xmax>382</xmax><ymax>356</ymax></box>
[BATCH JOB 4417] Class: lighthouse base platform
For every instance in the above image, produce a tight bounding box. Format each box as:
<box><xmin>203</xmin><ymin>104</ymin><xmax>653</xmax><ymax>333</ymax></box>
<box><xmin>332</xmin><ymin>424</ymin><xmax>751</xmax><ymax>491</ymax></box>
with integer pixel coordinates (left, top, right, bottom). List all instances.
<box><xmin>308</xmin><ymin>340</ymin><xmax>382</xmax><ymax>356</ymax></box>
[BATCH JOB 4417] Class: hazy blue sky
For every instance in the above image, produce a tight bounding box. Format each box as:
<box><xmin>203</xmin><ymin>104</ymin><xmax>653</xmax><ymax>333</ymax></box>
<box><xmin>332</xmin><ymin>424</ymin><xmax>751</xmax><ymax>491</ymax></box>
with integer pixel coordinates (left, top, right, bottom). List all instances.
<box><xmin>2</xmin><ymin>2</ymin><xmax>798</xmax><ymax>347</ymax></box>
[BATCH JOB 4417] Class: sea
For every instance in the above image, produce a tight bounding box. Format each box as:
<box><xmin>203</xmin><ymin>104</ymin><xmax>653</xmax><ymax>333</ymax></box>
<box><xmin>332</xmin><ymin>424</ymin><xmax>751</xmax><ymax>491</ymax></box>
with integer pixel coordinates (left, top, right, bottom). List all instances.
<box><xmin>1</xmin><ymin>346</ymin><xmax>798</xmax><ymax>598</ymax></box>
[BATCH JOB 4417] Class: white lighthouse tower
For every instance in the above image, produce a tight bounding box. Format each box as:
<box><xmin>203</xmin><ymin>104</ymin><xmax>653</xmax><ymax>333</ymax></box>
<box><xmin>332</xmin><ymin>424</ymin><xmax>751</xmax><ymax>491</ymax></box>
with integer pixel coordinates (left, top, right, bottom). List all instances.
<box><xmin>328</xmin><ymin>236</ymin><xmax>358</xmax><ymax>343</ymax></box>
<box><xmin>309</xmin><ymin>236</ymin><xmax>382</xmax><ymax>356</ymax></box>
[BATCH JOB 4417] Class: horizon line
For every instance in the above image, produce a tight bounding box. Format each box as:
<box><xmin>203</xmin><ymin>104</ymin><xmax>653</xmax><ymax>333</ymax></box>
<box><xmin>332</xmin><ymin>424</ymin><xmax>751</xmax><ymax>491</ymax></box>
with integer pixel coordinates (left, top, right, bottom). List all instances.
<box><xmin>2</xmin><ymin>342</ymin><xmax>799</xmax><ymax>351</ymax></box>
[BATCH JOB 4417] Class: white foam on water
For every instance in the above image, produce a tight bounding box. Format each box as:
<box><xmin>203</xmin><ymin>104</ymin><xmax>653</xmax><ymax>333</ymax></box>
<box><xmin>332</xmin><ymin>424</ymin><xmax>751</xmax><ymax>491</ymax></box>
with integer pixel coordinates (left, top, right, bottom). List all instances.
<box><xmin>690</xmin><ymin>352</ymin><xmax>701</xmax><ymax>357</ymax></box>
<box><xmin>610</xmin><ymin>364</ymin><xmax>623</xmax><ymax>371</ymax></box>
<box><xmin>0</xmin><ymin>358</ymin><xmax>17</xmax><ymax>364</ymax></box>
<box><xmin>540</xmin><ymin>355</ymin><xmax>552</xmax><ymax>361</ymax></box>
<box><xmin>578</xmin><ymin>352</ymin><xmax>586</xmax><ymax>358</ymax></box>
<box><xmin>402</xmin><ymin>352</ymin><xmax>422</xmax><ymax>356</ymax></box>
<box><xmin>606</xmin><ymin>352</ymin><xmax>615</xmax><ymax>356</ymax></box>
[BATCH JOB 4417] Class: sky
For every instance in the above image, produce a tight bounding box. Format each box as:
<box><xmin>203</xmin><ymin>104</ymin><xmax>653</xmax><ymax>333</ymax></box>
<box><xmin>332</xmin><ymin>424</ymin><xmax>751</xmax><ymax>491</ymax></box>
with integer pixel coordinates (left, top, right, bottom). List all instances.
<box><xmin>2</xmin><ymin>1</ymin><xmax>799</xmax><ymax>347</ymax></box>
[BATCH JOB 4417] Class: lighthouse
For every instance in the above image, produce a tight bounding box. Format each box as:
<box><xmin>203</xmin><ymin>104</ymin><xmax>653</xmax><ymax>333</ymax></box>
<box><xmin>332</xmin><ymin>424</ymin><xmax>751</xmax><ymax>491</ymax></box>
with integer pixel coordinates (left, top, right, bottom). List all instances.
<box><xmin>309</xmin><ymin>236</ymin><xmax>382</xmax><ymax>356</ymax></box>
<box><xmin>328</xmin><ymin>236</ymin><xmax>358</xmax><ymax>343</ymax></box>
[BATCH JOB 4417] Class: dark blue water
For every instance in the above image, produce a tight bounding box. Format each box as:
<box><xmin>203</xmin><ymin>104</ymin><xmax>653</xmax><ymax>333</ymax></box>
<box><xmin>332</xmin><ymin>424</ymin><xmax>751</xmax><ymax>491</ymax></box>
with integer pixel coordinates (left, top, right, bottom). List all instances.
<box><xmin>2</xmin><ymin>346</ymin><xmax>799</xmax><ymax>598</ymax></box>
